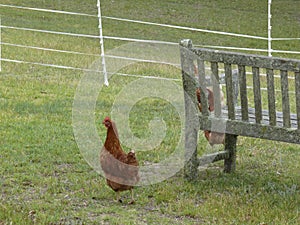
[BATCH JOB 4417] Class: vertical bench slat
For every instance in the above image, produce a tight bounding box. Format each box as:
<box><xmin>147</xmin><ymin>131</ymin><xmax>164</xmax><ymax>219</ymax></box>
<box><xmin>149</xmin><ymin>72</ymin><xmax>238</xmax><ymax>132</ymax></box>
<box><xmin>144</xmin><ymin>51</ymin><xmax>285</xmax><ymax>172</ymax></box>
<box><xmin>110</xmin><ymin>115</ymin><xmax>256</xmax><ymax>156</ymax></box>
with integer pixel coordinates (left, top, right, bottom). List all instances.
<box><xmin>238</xmin><ymin>65</ymin><xmax>249</xmax><ymax>121</ymax></box>
<box><xmin>280</xmin><ymin>70</ymin><xmax>291</xmax><ymax>128</ymax></box>
<box><xmin>295</xmin><ymin>72</ymin><xmax>300</xmax><ymax>129</ymax></box>
<box><xmin>252</xmin><ymin>67</ymin><xmax>262</xmax><ymax>124</ymax></box>
<box><xmin>266</xmin><ymin>69</ymin><xmax>277</xmax><ymax>126</ymax></box>
<box><xmin>211</xmin><ymin>62</ymin><xmax>222</xmax><ymax>117</ymax></box>
<box><xmin>225</xmin><ymin>63</ymin><xmax>235</xmax><ymax>120</ymax></box>
<box><xmin>197</xmin><ymin>59</ymin><xmax>210</xmax><ymax>116</ymax></box>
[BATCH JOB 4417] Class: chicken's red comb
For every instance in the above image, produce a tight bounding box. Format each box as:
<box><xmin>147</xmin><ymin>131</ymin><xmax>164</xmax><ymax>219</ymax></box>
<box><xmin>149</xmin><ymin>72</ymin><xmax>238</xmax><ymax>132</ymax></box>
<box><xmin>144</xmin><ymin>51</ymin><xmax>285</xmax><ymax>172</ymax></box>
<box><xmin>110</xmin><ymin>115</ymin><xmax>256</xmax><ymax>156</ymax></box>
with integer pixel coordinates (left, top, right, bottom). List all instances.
<box><xmin>103</xmin><ymin>116</ymin><xmax>111</xmax><ymax>121</ymax></box>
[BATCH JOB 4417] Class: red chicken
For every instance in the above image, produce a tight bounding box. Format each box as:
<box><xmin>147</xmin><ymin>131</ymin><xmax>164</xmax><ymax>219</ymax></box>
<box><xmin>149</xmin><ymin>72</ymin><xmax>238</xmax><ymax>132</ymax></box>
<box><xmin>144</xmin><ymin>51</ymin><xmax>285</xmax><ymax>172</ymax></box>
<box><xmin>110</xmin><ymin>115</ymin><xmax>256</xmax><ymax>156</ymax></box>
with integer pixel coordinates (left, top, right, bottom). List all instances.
<box><xmin>100</xmin><ymin>116</ymin><xmax>139</xmax><ymax>204</ymax></box>
<box><xmin>196</xmin><ymin>87</ymin><xmax>215</xmax><ymax>112</ymax></box>
<box><xmin>196</xmin><ymin>87</ymin><xmax>225</xmax><ymax>146</ymax></box>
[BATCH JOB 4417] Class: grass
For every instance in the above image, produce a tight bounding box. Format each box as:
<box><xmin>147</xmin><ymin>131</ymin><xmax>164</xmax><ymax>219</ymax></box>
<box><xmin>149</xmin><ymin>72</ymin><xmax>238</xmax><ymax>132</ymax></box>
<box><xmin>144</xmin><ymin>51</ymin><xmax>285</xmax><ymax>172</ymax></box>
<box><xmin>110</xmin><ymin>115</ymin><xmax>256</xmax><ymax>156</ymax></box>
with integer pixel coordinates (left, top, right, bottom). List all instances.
<box><xmin>0</xmin><ymin>0</ymin><xmax>300</xmax><ymax>224</ymax></box>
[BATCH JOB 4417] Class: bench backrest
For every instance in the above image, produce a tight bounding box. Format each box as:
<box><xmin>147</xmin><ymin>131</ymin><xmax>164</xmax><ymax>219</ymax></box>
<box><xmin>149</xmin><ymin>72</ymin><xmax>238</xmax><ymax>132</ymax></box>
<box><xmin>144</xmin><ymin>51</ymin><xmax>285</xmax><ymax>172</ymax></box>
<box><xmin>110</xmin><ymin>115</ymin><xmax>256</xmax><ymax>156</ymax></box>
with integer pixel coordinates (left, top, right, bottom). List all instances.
<box><xmin>180</xmin><ymin>39</ymin><xmax>300</xmax><ymax>144</ymax></box>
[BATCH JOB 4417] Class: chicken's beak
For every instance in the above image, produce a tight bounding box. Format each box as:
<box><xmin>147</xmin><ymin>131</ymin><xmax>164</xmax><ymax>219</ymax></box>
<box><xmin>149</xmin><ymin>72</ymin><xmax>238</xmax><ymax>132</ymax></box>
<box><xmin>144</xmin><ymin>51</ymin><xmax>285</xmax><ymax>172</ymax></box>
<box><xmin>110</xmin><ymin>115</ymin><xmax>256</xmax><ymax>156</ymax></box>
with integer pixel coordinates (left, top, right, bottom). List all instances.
<box><xmin>102</xmin><ymin>120</ymin><xmax>110</xmax><ymax>128</ymax></box>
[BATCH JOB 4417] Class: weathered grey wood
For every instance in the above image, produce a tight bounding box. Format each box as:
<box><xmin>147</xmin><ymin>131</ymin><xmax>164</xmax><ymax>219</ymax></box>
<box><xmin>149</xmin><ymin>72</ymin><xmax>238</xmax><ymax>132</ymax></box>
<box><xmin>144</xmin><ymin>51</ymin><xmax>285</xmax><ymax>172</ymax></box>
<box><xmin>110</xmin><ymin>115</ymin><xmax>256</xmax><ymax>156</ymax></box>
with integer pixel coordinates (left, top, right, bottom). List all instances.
<box><xmin>238</xmin><ymin>65</ymin><xmax>249</xmax><ymax>121</ymax></box>
<box><xmin>295</xmin><ymin>72</ymin><xmax>300</xmax><ymax>129</ymax></box>
<box><xmin>211</xmin><ymin>62</ymin><xmax>222</xmax><ymax>117</ymax></box>
<box><xmin>266</xmin><ymin>69</ymin><xmax>277</xmax><ymax>126</ymax></box>
<box><xmin>225</xmin><ymin>63</ymin><xmax>235</xmax><ymax>120</ymax></box>
<box><xmin>199</xmin><ymin>116</ymin><xmax>300</xmax><ymax>144</ymax></box>
<box><xmin>232</xmin><ymin>69</ymin><xmax>239</xmax><ymax>105</ymax></box>
<box><xmin>180</xmin><ymin>39</ymin><xmax>300</xmax><ymax>177</ymax></box>
<box><xmin>206</xmin><ymin>106</ymin><xmax>298</xmax><ymax>128</ymax></box>
<box><xmin>180</xmin><ymin>39</ymin><xmax>199</xmax><ymax>180</ymax></box>
<box><xmin>252</xmin><ymin>67</ymin><xmax>262</xmax><ymax>124</ymax></box>
<box><xmin>180</xmin><ymin>39</ymin><xmax>193</xmax><ymax>50</ymax></box>
<box><xmin>193</xmin><ymin>47</ymin><xmax>300</xmax><ymax>72</ymax></box>
<box><xmin>197</xmin><ymin>59</ymin><xmax>210</xmax><ymax>116</ymax></box>
<box><xmin>280</xmin><ymin>70</ymin><xmax>291</xmax><ymax>128</ymax></box>
<box><xmin>198</xmin><ymin>151</ymin><xmax>229</xmax><ymax>166</ymax></box>
<box><xmin>222</xmin><ymin>106</ymin><xmax>298</xmax><ymax>129</ymax></box>
<box><xmin>224</xmin><ymin>134</ymin><xmax>238</xmax><ymax>173</ymax></box>
<box><xmin>183</xmin><ymin>124</ymin><xmax>199</xmax><ymax>181</ymax></box>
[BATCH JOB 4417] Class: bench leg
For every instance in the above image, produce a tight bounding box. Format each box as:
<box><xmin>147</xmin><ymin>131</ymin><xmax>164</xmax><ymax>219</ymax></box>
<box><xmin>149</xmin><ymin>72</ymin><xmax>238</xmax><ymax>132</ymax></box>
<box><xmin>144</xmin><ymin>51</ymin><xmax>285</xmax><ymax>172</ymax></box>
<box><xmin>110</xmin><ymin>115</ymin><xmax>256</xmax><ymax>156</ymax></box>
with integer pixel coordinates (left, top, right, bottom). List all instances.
<box><xmin>184</xmin><ymin>125</ymin><xmax>199</xmax><ymax>180</ymax></box>
<box><xmin>224</xmin><ymin>134</ymin><xmax>238</xmax><ymax>173</ymax></box>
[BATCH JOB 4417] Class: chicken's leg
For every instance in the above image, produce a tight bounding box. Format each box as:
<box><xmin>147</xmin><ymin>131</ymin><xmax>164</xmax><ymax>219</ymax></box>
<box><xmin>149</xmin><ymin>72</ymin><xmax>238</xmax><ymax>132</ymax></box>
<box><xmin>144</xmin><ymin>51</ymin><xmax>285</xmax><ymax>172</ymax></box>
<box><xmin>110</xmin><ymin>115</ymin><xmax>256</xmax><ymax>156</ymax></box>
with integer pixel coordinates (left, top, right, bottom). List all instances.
<box><xmin>116</xmin><ymin>191</ymin><xmax>122</xmax><ymax>203</ymax></box>
<box><xmin>128</xmin><ymin>189</ymin><xmax>135</xmax><ymax>204</ymax></box>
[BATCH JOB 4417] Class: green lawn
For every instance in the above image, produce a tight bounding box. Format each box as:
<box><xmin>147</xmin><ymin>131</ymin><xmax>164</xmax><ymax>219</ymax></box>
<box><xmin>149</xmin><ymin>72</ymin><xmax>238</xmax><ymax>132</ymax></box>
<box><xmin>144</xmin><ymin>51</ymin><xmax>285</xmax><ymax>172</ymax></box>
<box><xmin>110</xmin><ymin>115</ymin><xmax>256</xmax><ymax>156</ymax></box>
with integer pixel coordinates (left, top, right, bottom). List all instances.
<box><xmin>0</xmin><ymin>0</ymin><xmax>299</xmax><ymax>224</ymax></box>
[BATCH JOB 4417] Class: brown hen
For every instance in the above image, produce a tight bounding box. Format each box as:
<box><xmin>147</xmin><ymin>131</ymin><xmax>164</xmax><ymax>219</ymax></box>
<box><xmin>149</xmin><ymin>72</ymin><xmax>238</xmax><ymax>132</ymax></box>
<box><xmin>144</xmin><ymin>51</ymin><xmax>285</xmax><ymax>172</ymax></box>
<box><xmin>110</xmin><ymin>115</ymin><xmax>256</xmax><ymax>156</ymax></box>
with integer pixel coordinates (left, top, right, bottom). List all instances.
<box><xmin>100</xmin><ymin>116</ymin><xmax>139</xmax><ymax>204</ymax></box>
<box><xmin>196</xmin><ymin>87</ymin><xmax>225</xmax><ymax>146</ymax></box>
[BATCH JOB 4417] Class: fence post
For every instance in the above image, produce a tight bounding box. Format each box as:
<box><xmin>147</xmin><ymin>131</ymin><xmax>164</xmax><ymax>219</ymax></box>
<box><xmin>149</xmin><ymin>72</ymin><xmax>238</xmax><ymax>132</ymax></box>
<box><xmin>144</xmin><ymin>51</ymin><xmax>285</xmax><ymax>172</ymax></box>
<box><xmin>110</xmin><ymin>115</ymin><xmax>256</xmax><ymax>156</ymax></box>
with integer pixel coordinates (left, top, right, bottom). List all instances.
<box><xmin>268</xmin><ymin>0</ymin><xmax>272</xmax><ymax>57</ymax></box>
<box><xmin>97</xmin><ymin>0</ymin><xmax>109</xmax><ymax>86</ymax></box>
<box><xmin>0</xmin><ymin>17</ymin><xmax>2</xmax><ymax>72</ymax></box>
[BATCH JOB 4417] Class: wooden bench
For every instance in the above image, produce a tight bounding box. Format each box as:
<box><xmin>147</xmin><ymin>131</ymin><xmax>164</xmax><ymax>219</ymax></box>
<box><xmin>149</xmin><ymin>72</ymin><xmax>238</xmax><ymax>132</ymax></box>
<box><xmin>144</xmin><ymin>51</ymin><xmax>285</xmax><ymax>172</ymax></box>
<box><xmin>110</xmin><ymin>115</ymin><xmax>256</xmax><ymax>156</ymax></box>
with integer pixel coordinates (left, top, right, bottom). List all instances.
<box><xmin>180</xmin><ymin>39</ymin><xmax>300</xmax><ymax>180</ymax></box>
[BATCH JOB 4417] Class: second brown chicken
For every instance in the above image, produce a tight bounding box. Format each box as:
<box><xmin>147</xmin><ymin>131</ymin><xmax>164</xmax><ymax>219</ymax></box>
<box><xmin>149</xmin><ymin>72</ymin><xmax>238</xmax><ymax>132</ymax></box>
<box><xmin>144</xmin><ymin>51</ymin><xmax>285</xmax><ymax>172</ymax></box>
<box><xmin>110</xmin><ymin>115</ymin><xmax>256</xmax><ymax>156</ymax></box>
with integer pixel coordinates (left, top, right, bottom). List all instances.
<box><xmin>196</xmin><ymin>87</ymin><xmax>225</xmax><ymax>146</ymax></box>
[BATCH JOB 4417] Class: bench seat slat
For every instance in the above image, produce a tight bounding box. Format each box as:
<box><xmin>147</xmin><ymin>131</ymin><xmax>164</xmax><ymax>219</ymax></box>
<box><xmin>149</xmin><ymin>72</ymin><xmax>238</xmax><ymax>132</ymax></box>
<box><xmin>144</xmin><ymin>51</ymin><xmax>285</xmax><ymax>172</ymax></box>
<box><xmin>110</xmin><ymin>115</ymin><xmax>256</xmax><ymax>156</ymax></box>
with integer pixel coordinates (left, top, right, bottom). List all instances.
<box><xmin>199</xmin><ymin>115</ymin><xmax>300</xmax><ymax>144</ymax></box>
<box><xmin>219</xmin><ymin>106</ymin><xmax>298</xmax><ymax>128</ymax></box>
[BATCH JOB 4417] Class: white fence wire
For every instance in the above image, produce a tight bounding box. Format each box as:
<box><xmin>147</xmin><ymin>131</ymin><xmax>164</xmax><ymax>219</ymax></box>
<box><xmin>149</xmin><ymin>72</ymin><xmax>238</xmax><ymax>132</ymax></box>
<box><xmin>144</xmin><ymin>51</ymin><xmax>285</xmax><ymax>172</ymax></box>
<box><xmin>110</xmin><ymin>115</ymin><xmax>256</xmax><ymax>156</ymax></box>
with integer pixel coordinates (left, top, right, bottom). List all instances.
<box><xmin>0</xmin><ymin>2</ymin><xmax>299</xmax><ymax>87</ymax></box>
